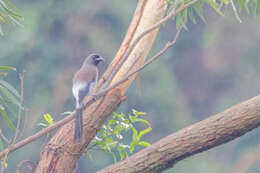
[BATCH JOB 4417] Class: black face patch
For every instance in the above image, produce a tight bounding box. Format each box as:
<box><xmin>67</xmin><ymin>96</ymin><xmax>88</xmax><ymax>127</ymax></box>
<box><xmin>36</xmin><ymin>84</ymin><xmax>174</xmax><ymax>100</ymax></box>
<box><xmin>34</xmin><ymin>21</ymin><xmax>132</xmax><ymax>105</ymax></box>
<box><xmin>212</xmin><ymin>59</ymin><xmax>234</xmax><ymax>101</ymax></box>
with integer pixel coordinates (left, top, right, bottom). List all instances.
<box><xmin>92</xmin><ymin>54</ymin><xmax>100</xmax><ymax>60</ymax></box>
<box><xmin>92</xmin><ymin>54</ymin><xmax>104</xmax><ymax>65</ymax></box>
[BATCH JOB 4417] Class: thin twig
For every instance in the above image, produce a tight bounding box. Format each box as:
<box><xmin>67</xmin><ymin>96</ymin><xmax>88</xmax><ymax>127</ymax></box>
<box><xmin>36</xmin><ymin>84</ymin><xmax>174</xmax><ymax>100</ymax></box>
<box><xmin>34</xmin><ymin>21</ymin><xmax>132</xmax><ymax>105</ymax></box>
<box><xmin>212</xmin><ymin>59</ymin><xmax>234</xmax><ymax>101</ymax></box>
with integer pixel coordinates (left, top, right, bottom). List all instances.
<box><xmin>0</xmin><ymin>130</ymin><xmax>10</xmax><ymax>144</ymax></box>
<box><xmin>94</xmin><ymin>28</ymin><xmax>182</xmax><ymax>100</ymax></box>
<box><xmin>18</xmin><ymin>109</ymin><xmax>28</xmax><ymax>141</ymax></box>
<box><xmin>13</xmin><ymin>71</ymin><xmax>25</xmax><ymax>143</ymax></box>
<box><xmin>0</xmin><ymin>112</ymin><xmax>74</xmax><ymax>158</ymax></box>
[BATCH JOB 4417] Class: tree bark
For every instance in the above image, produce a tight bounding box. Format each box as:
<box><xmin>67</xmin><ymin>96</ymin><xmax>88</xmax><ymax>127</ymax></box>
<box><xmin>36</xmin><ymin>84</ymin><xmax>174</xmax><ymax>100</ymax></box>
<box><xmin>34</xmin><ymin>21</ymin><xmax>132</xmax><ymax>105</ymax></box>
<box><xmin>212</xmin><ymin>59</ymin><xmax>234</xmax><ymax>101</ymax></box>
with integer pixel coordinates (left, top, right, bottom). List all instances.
<box><xmin>35</xmin><ymin>0</ymin><xmax>168</xmax><ymax>172</ymax></box>
<box><xmin>97</xmin><ymin>95</ymin><xmax>260</xmax><ymax>173</ymax></box>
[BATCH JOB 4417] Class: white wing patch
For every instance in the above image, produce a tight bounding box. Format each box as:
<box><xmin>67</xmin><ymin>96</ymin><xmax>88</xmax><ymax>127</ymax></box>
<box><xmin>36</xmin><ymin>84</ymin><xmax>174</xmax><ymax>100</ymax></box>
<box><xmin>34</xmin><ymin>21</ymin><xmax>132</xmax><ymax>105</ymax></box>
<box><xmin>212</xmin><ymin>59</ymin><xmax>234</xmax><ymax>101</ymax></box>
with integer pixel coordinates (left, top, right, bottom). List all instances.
<box><xmin>72</xmin><ymin>82</ymin><xmax>87</xmax><ymax>108</ymax></box>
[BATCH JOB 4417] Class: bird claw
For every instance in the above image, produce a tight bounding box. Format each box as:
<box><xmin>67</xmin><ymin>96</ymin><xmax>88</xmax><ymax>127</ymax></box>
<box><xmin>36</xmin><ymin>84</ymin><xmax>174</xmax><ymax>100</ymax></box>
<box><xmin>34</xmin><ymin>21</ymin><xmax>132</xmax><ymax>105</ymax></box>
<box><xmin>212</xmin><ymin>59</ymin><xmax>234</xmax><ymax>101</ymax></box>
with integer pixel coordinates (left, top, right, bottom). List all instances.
<box><xmin>91</xmin><ymin>94</ymin><xmax>98</xmax><ymax>101</ymax></box>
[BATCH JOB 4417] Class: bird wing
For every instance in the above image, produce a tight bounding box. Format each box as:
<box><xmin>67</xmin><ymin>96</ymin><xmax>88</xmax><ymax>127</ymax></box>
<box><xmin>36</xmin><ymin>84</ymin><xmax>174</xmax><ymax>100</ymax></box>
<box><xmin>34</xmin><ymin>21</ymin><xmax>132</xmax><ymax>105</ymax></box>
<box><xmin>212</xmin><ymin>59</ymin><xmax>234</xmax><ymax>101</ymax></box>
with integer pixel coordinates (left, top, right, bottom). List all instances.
<box><xmin>72</xmin><ymin>65</ymin><xmax>97</xmax><ymax>107</ymax></box>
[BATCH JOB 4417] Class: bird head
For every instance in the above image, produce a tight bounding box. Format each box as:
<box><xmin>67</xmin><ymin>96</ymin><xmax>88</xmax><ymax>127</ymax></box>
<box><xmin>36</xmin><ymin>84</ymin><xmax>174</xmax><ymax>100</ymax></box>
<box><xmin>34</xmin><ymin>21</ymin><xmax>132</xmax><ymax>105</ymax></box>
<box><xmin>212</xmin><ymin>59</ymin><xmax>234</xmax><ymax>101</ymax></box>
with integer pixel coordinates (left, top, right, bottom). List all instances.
<box><xmin>83</xmin><ymin>53</ymin><xmax>105</xmax><ymax>66</ymax></box>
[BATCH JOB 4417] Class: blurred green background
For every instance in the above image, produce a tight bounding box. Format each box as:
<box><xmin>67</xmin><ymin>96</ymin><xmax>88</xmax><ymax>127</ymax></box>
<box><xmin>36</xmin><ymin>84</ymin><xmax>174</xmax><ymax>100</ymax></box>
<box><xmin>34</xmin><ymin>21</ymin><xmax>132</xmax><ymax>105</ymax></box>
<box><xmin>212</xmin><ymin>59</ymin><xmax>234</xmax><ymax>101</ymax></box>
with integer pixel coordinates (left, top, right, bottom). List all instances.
<box><xmin>1</xmin><ymin>0</ymin><xmax>260</xmax><ymax>172</ymax></box>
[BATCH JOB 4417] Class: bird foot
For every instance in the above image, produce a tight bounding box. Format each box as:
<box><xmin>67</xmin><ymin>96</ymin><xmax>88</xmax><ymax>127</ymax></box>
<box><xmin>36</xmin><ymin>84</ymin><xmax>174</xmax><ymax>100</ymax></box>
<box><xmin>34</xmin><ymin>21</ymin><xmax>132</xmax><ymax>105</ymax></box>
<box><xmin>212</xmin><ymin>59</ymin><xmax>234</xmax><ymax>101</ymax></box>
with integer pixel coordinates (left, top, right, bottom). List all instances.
<box><xmin>90</xmin><ymin>94</ymin><xmax>98</xmax><ymax>101</ymax></box>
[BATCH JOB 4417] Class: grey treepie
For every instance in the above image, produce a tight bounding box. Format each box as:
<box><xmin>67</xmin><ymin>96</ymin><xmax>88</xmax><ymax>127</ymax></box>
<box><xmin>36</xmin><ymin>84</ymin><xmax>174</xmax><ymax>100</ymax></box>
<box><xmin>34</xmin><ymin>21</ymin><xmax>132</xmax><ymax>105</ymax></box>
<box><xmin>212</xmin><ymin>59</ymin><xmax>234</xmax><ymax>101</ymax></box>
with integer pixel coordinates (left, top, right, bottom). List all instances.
<box><xmin>72</xmin><ymin>53</ymin><xmax>104</xmax><ymax>140</ymax></box>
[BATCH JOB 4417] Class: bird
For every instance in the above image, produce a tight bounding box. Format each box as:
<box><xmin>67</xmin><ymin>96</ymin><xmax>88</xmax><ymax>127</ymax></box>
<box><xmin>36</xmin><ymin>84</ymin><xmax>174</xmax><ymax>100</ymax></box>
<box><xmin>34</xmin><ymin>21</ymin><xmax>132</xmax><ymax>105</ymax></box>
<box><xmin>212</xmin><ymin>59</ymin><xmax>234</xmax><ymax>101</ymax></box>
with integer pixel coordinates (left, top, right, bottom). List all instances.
<box><xmin>72</xmin><ymin>53</ymin><xmax>104</xmax><ymax>141</ymax></box>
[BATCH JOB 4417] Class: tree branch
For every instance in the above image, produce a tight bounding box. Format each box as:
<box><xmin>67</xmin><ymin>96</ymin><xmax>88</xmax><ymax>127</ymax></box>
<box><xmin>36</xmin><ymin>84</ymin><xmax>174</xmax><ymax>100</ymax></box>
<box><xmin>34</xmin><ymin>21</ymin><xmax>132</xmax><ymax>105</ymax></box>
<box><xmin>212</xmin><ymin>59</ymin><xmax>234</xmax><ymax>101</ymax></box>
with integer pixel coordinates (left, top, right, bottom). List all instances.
<box><xmin>97</xmin><ymin>95</ymin><xmax>260</xmax><ymax>173</ymax></box>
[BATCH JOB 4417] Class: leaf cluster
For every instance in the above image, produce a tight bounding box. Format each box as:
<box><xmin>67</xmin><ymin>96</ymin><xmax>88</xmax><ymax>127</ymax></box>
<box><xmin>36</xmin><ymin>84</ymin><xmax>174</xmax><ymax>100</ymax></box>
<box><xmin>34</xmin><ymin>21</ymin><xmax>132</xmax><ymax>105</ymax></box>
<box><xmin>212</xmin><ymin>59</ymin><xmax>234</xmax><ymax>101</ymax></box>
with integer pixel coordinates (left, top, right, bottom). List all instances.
<box><xmin>38</xmin><ymin>113</ymin><xmax>55</xmax><ymax>127</ymax></box>
<box><xmin>89</xmin><ymin>109</ymin><xmax>152</xmax><ymax>162</ymax></box>
<box><xmin>0</xmin><ymin>66</ymin><xmax>19</xmax><ymax>131</ymax></box>
<box><xmin>0</xmin><ymin>0</ymin><xmax>23</xmax><ymax>35</ymax></box>
<box><xmin>166</xmin><ymin>0</ymin><xmax>260</xmax><ymax>29</ymax></box>
<box><xmin>0</xmin><ymin>65</ymin><xmax>21</xmax><ymax>168</ymax></box>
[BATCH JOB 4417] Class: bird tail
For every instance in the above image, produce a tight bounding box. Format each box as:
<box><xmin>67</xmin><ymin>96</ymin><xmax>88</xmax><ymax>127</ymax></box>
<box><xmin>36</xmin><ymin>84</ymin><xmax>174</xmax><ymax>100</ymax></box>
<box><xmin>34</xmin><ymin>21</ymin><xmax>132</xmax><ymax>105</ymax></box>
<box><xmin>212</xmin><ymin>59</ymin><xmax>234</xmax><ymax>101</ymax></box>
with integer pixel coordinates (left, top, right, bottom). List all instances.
<box><xmin>74</xmin><ymin>106</ymin><xmax>83</xmax><ymax>141</ymax></box>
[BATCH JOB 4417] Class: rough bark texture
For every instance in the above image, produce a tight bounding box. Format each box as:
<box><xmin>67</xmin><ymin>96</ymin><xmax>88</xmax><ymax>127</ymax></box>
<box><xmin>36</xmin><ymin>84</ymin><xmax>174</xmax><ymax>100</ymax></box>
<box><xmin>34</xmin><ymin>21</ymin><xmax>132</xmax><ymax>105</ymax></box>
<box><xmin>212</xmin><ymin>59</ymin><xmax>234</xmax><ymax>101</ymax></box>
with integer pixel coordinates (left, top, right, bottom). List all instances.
<box><xmin>97</xmin><ymin>95</ymin><xmax>260</xmax><ymax>173</ymax></box>
<box><xmin>35</xmin><ymin>0</ymin><xmax>168</xmax><ymax>172</ymax></box>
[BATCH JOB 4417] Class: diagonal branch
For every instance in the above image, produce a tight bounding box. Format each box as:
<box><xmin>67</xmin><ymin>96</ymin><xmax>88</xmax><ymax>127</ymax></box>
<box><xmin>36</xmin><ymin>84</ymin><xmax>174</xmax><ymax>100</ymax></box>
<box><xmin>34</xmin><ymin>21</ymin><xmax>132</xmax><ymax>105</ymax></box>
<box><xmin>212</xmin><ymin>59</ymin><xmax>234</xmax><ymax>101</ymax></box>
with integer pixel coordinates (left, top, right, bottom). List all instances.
<box><xmin>97</xmin><ymin>95</ymin><xmax>260</xmax><ymax>173</ymax></box>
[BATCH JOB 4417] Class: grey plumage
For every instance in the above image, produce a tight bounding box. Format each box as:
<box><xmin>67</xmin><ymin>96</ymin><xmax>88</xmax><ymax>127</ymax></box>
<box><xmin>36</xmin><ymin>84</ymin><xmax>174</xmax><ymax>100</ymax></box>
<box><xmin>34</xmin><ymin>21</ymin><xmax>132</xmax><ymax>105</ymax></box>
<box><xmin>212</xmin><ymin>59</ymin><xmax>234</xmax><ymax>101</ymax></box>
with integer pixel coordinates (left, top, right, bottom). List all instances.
<box><xmin>72</xmin><ymin>53</ymin><xmax>104</xmax><ymax>140</ymax></box>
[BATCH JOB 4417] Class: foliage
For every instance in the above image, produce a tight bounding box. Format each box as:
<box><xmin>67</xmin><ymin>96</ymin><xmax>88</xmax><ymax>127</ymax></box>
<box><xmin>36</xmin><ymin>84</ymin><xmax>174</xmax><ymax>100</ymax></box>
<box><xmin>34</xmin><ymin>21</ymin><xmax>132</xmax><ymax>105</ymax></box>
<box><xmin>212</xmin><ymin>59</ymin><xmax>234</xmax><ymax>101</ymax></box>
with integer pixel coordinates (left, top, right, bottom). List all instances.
<box><xmin>0</xmin><ymin>0</ymin><xmax>23</xmax><ymax>35</ymax></box>
<box><xmin>88</xmin><ymin>109</ymin><xmax>152</xmax><ymax>162</ymax></box>
<box><xmin>165</xmin><ymin>0</ymin><xmax>260</xmax><ymax>29</ymax></box>
<box><xmin>0</xmin><ymin>65</ymin><xmax>20</xmax><ymax>169</ymax></box>
<box><xmin>0</xmin><ymin>65</ymin><xmax>19</xmax><ymax>131</ymax></box>
<box><xmin>38</xmin><ymin>113</ymin><xmax>55</xmax><ymax>127</ymax></box>
<box><xmin>38</xmin><ymin>109</ymin><xmax>151</xmax><ymax>162</ymax></box>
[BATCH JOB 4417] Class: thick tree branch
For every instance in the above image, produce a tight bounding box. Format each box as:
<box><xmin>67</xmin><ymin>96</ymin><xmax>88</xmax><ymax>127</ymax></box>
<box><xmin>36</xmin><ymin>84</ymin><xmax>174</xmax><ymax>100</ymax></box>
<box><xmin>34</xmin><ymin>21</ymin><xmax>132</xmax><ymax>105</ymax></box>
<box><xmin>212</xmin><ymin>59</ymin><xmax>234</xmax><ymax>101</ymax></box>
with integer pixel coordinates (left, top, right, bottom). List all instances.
<box><xmin>97</xmin><ymin>95</ymin><xmax>260</xmax><ymax>173</ymax></box>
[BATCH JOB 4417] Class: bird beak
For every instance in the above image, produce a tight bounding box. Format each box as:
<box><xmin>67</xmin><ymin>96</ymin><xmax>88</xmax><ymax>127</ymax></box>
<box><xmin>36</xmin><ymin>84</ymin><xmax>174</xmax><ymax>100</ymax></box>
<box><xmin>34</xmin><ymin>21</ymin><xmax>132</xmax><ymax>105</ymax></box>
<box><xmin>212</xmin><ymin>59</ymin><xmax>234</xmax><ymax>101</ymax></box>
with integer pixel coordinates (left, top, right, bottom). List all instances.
<box><xmin>97</xmin><ymin>57</ymin><xmax>105</xmax><ymax>63</ymax></box>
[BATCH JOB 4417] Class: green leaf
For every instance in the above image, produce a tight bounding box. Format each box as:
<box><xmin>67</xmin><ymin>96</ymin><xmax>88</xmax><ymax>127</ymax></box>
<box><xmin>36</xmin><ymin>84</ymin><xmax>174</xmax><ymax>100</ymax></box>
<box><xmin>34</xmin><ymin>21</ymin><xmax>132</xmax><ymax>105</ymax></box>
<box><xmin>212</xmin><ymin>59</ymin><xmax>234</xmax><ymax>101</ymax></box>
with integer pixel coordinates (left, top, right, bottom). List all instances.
<box><xmin>0</xmin><ymin>95</ymin><xmax>17</xmax><ymax>118</ymax></box>
<box><xmin>182</xmin><ymin>8</ymin><xmax>188</xmax><ymax>24</ymax></box>
<box><xmin>238</xmin><ymin>0</ymin><xmax>246</xmax><ymax>12</ymax></box>
<box><xmin>256</xmin><ymin>0</ymin><xmax>260</xmax><ymax>16</ymax></box>
<box><xmin>188</xmin><ymin>7</ymin><xmax>197</xmax><ymax>24</ymax></box>
<box><xmin>135</xmin><ymin>118</ymin><xmax>151</xmax><ymax>126</ymax></box>
<box><xmin>125</xmin><ymin>151</ymin><xmax>129</xmax><ymax>158</ymax></box>
<box><xmin>108</xmin><ymin>141</ymin><xmax>118</xmax><ymax>148</ymax></box>
<box><xmin>0</xmin><ymin>66</ymin><xmax>16</xmax><ymax>71</ymax></box>
<box><xmin>0</xmin><ymin>25</ymin><xmax>3</xmax><ymax>36</ymax></box>
<box><xmin>108</xmin><ymin>119</ymin><xmax>116</xmax><ymax>125</ymax></box>
<box><xmin>87</xmin><ymin>152</ymin><xmax>93</xmax><ymax>161</ymax></box>
<box><xmin>176</xmin><ymin>13</ymin><xmax>183</xmax><ymax>30</ymax></box>
<box><xmin>132</xmin><ymin>127</ymin><xmax>139</xmax><ymax>142</ymax></box>
<box><xmin>130</xmin><ymin>127</ymin><xmax>140</xmax><ymax>153</ymax></box>
<box><xmin>130</xmin><ymin>140</ymin><xmax>138</xmax><ymax>153</ymax></box>
<box><xmin>113</xmin><ymin>112</ymin><xmax>118</xmax><ymax>119</ymax></box>
<box><xmin>0</xmin><ymin>10</ymin><xmax>10</xmax><ymax>25</ymax></box>
<box><xmin>3</xmin><ymin>0</ymin><xmax>19</xmax><ymax>11</ymax></box>
<box><xmin>132</xmin><ymin>109</ymin><xmax>146</xmax><ymax>117</ymax></box>
<box><xmin>193</xmin><ymin>2</ymin><xmax>206</xmax><ymax>22</ymax></box>
<box><xmin>117</xmin><ymin>144</ymin><xmax>129</xmax><ymax>150</ymax></box>
<box><xmin>37</xmin><ymin>123</ymin><xmax>47</xmax><ymax>127</ymax></box>
<box><xmin>138</xmin><ymin>127</ymin><xmax>152</xmax><ymax>139</ymax></box>
<box><xmin>96</xmin><ymin>140</ymin><xmax>105</xmax><ymax>147</ymax></box>
<box><xmin>43</xmin><ymin>113</ymin><xmax>54</xmax><ymax>125</ymax></box>
<box><xmin>0</xmin><ymin>80</ymin><xmax>20</xmax><ymax>98</ymax></box>
<box><xmin>0</xmin><ymin>139</ymin><xmax>4</xmax><ymax>151</ymax></box>
<box><xmin>138</xmin><ymin>141</ymin><xmax>151</xmax><ymax>147</ymax></box>
<box><xmin>0</xmin><ymin>73</ymin><xmax>7</xmax><ymax>77</ymax></box>
<box><xmin>204</xmin><ymin>0</ymin><xmax>224</xmax><ymax>16</ymax></box>
<box><xmin>119</xmin><ymin>151</ymin><xmax>125</xmax><ymax>160</ymax></box>
<box><xmin>60</xmin><ymin>111</ymin><xmax>73</xmax><ymax>115</ymax></box>
<box><xmin>129</xmin><ymin>115</ymin><xmax>136</xmax><ymax>123</ymax></box>
<box><xmin>104</xmin><ymin>136</ymin><xmax>113</xmax><ymax>143</ymax></box>
<box><xmin>0</xmin><ymin>85</ymin><xmax>20</xmax><ymax>107</ymax></box>
<box><xmin>0</xmin><ymin>1</ymin><xmax>22</xmax><ymax>20</ymax></box>
<box><xmin>0</xmin><ymin>107</ymin><xmax>16</xmax><ymax>130</ymax></box>
<box><xmin>110</xmin><ymin>152</ymin><xmax>117</xmax><ymax>162</ymax></box>
<box><xmin>244</xmin><ymin>1</ymin><xmax>249</xmax><ymax>13</ymax></box>
<box><xmin>0</xmin><ymin>0</ymin><xmax>23</xmax><ymax>35</ymax></box>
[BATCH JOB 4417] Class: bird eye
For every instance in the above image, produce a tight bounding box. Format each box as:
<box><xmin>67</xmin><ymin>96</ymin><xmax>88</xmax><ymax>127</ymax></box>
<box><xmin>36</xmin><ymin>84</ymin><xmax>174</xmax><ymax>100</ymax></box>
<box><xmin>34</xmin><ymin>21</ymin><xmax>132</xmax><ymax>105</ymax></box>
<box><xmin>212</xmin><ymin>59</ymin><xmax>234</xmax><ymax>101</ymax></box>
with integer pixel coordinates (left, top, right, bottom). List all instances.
<box><xmin>92</xmin><ymin>55</ymin><xmax>99</xmax><ymax>59</ymax></box>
